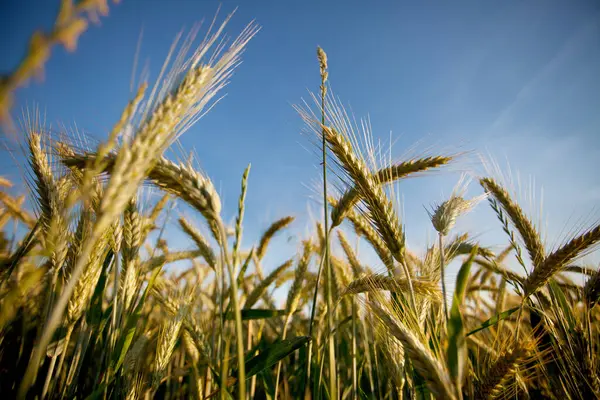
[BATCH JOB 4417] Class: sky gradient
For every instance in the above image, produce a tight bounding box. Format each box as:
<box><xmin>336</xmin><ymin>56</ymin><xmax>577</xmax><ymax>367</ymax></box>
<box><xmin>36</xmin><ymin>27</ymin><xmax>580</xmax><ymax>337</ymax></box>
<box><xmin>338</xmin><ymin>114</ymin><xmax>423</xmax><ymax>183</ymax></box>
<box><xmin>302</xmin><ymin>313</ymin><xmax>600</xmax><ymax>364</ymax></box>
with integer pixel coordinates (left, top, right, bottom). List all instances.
<box><xmin>1</xmin><ymin>0</ymin><xmax>599</xmax><ymax>282</ymax></box>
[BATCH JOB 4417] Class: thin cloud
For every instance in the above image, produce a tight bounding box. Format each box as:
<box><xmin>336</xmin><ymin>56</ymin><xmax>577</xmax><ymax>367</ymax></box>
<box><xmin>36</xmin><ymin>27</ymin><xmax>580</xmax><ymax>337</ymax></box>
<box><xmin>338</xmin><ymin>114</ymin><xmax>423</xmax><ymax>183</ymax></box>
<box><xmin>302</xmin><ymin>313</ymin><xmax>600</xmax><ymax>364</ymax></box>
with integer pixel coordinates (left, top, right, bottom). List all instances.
<box><xmin>488</xmin><ymin>14</ymin><xmax>600</xmax><ymax>134</ymax></box>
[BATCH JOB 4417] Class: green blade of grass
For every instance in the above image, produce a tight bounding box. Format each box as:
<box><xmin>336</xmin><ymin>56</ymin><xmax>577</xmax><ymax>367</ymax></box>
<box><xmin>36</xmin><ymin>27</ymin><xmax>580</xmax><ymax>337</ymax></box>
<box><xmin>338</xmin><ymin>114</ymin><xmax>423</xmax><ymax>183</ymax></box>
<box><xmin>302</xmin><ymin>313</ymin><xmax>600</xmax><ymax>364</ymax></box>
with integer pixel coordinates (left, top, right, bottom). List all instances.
<box><xmin>225</xmin><ymin>308</ymin><xmax>288</xmax><ymax>321</ymax></box>
<box><xmin>242</xmin><ymin>336</ymin><xmax>311</xmax><ymax>379</ymax></box>
<box><xmin>466</xmin><ymin>307</ymin><xmax>520</xmax><ymax>337</ymax></box>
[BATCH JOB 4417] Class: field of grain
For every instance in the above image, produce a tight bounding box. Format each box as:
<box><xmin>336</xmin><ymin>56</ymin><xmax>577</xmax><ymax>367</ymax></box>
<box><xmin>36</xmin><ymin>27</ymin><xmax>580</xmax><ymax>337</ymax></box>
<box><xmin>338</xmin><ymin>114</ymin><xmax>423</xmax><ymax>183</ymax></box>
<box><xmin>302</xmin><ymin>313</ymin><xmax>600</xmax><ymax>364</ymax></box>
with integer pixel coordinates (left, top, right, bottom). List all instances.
<box><xmin>1</xmin><ymin>2</ymin><xmax>599</xmax><ymax>399</ymax></box>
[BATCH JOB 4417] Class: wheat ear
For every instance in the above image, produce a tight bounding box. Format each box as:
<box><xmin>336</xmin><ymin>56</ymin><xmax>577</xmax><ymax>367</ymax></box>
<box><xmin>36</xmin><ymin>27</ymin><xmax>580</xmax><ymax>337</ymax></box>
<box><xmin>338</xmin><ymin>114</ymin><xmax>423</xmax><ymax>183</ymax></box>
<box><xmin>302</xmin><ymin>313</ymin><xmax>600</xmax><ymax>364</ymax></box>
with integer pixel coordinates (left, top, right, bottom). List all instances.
<box><xmin>329</xmin><ymin>196</ymin><xmax>394</xmax><ymax>272</ymax></box>
<box><xmin>475</xmin><ymin>347</ymin><xmax>529</xmax><ymax>399</ymax></box>
<box><xmin>369</xmin><ymin>300</ymin><xmax>457</xmax><ymax>400</ymax></box>
<box><xmin>341</xmin><ymin>274</ymin><xmax>441</xmax><ymax>301</ymax></box>
<box><xmin>525</xmin><ymin>224</ymin><xmax>600</xmax><ymax>296</ymax></box>
<box><xmin>232</xmin><ymin>164</ymin><xmax>250</xmax><ymax>268</ymax></box>
<box><xmin>337</xmin><ymin>231</ymin><xmax>363</xmax><ymax>277</ymax></box>
<box><xmin>332</xmin><ymin>155</ymin><xmax>452</xmax><ymax>227</ymax></box>
<box><xmin>322</xmin><ymin>126</ymin><xmax>406</xmax><ymax>264</ymax></box>
<box><xmin>256</xmin><ymin>216</ymin><xmax>295</xmax><ymax>261</ymax></box>
<box><xmin>178</xmin><ymin>218</ymin><xmax>216</xmax><ymax>269</ymax></box>
<box><xmin>480</xmin><ymin>178</ymin><xmax>545</xmax><ymax>267</ymax></box>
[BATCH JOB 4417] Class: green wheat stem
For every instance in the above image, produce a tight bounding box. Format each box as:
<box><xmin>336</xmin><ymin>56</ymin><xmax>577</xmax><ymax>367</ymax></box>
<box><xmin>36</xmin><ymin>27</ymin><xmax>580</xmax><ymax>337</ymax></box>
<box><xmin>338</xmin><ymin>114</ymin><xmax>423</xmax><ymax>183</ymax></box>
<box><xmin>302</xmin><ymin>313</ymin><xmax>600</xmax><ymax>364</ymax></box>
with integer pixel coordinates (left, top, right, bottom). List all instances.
<box><xmin>440</xmin><ymin>233</ymin><xmax>449</xmax><ymax>323</ymax></box>
<box><xmin>217</xmin><ymin>220</ymin><xmax>246</xmax><ymax>399</ymax></box>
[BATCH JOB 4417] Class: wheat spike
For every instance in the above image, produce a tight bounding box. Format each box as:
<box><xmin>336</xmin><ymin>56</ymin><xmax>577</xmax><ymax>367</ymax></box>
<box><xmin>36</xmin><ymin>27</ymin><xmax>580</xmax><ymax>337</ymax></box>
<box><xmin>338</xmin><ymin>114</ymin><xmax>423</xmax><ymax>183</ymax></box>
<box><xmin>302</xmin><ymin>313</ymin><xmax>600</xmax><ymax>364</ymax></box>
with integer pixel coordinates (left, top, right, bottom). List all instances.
<box><xmin>256</xmin><ymin>216</ymin><xmax>295</xmax><ymax>261</ymax></box>
<box><xmin>329</xmin><ymin>196</ymin><xmax>394</xmax><ymax>272</ymax></box>
<box><xmin>369</xmin><ymin>300</ymin><xmax>457</xmax><ymax>400</ymax></box>
<box><xmin>341</xmin><ymin>274</ymin><xmax>441</xmax><ymax>301</ymax></box>
<box><xmin>524</xmin><ymin>224</ymin><xmax>600</xmax><ymax>296</ymax></box>
<box><xmin>153</xmin><ymin>306</ymin><xmax>186</xmax><ymax>388</ymax></box>
<box><xmin>321</xmin><ymin>126</ymin><xmax>406</xmax><ymax>264</ymax></box>
<box><xmin>233</xmin><ymin>164</ymin><xmax>250</xmax><ymax>268</ymax></box>
<box><xmin>178</xmin><ymin>217</ymin><xmax>216</xmax><ymax>269</ymax></box>
<box><xmin>337</xmin><ymin>231</ymin><xmax>363</xmax><ymax>277</ymax></box>
<box><xmin>475</xmin><ymin>347</ymin><xmax>529</xmax><ymax>399</ymax></box>
<box><xmin>480</xmin><ymin>178</ymin><xmax>545</xmax><ymax>266</ymax></box>
<box><xmin>332</xmin><ymin>156</ymin><xmax>452</xmax><ymax>227</ymax></box>
<box><xmin>285</xmin><ymin>240</ymin><xmax>313</xmax><ymax>317</ymax></box>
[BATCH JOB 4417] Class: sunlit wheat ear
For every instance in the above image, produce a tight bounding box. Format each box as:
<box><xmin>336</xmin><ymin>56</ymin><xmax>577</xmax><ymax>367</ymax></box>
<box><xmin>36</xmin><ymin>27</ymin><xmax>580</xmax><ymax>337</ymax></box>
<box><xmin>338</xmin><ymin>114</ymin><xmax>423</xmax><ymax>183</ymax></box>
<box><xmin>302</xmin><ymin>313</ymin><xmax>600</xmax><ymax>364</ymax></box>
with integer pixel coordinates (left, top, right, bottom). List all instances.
<box><xmin>153</xmin><ymin>305</ymin><xmax>187</xmax><ymax>388</ymax></box>
<box><xmin>475</xmin><ymin>346</ymin><xmax>531</xmax><ymax>399</ymax></box>
<box><xmin>123</xmin><ymin>198</ymin><xmax>142</xmax><ymax>262</ymax></box>
<box><xmin>88</xmin><ymin>13</ymin><xmax>255</xmax><ymax>237</ymax></box>
<box><xmin>27</xmin><ymin>132</ymin><xmax>69</xmax><ymax>273</ymax></box>
<box><xmin>480</xmin><ymin>177</ymin><xmax>545</xmax><ymax>267</ymax></box>
<box><xmin>178</xmin><ymin>217</ymin><xmax>216</xmax><ymax>269</ymax></box>
<box><xmin>181</xmin><ymin>329</ymin><xmax>201</xmax><ymax>364</ymax></box>
<box><xmin>285</xmin><ymin>240</ymin><xmax>313</xmax><ymax>317</ymax></box>
<box><xmin>233</xmin><ymin>164</ymin><xmax>250</xmax><ymax>268</ymax></box>
<box><xmin>67</xmin><ymin>225</ymin><xmax>113</xmax><ymax>325</ymax></box>
<box><xmin>337</xmin><ymin>230</ymin><xmax>363</xmax><ymax>276</ymax></box>
<box><xmin>63</xmin><ymin>153</ymin><xmax>223</xmax><ymax>241</ymax></box>
<box><xmin>368</xmin><ymin>300</ymin><xmax>457</xmax><ymax>400</ymax></box>
<box><xmin>317</xmin><ymin>46</ymin><xmax>328</xmax><ymax>87</ymax></box>
<box><xmin>427</xmin><ymin>177</ymin><xmax>487</xmax><ymax>236</ymax></box>
<box><xmin>256</xmin><ymin>216</ymin><xmax>295</xmax><ymax>261</ymax></box>
<box><xmin>120</xmin><ymin>199</ymin><xmax>142</xmax><ymax>312</ymax></box>
<box><xmin>120</xmin><ymin>258</ymin><xmax>139</xmax><ymax>313</ymax></box>
<box><xmin>341</xmin><ymin>273</ymin><xmax>441</xmax><ymax>301</ymax></box>
<box><xmin>26</xmin><ymin>132</ymin><xmax>57</xmax><ymax>227</ymax></box>
<box><xmin>524</xmin><ymin>223</ymin><xmax>600</xmax><ymax>296</ymax></box>
<box><xmin>328</xmin><ymin>196</ymin><xmax>394</xmax><ymax>272</ymax></box>
<box><xmin>332</xmin><ymin>155</ymin><xmax>453</xmax><ymax>227</ymax></box>
<box><xmin>318</xmin><ymin>123</ymin><xmax>406</xmax><ymax>263</ymax></box>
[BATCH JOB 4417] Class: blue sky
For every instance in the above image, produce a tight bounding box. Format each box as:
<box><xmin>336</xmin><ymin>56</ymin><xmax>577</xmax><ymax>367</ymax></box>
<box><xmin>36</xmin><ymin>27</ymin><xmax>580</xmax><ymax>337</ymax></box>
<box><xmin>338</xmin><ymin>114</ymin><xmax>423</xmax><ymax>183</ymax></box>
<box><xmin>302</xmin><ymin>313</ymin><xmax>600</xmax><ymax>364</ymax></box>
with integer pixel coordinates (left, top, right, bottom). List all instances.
<box><xmin>1</xmin><ymin>0</ymin><xmax>599</xmax><ymax>284</ymax></box>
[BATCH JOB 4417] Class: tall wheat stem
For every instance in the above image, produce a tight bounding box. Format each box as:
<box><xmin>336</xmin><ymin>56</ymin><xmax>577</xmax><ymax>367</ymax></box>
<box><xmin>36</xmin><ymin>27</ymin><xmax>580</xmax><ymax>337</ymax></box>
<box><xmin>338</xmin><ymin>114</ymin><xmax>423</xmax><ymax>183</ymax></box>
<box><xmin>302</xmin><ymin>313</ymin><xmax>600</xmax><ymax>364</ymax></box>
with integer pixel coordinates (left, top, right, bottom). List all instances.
<box><xmin>217</xmin><ymin>220</ymin><xmax>246</xmax><ymax>399</ymax></box>
<box><xmin>439</xmin><ymin>233</ymin><xmax>448</xmax><ymax>323</ymax></box>
<box><xmin>305</xmin><ymin>248</ymin><xmax>326</xmax><ymax>397</ymax></box>
<box><xmin>274</xmin><ymin>321</ymin><xmax>291</xmax><ymax>399</ymax></box>
<box><xmin>41</xmin><ymin>349</ymin><xmax>58</xmax><ymax>399</ymax></box>
<box><xmin>50</xmin><ymin>324</ymin><xmax>74</xmax><ymax>397</ymax></box>
<box><xmin>317</xmin><ymin>45</ymin><xmax>337</xmax><ymax>400</ymax></box>
<box><xmin>351</xmin><ymin>298</ymin><xmax>358</xmax><ymax>400</ymax></box>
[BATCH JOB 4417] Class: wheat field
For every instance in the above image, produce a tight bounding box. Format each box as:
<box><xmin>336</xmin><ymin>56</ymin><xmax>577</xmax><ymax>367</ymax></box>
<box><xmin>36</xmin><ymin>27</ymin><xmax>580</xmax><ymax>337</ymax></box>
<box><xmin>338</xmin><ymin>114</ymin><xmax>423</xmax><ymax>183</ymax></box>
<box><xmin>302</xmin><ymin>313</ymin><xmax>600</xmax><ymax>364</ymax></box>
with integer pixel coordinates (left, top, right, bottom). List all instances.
<box><xmin>1</xmin><ymin>3</ymin><xmax>599</xmax><ymax>399</ymax></box>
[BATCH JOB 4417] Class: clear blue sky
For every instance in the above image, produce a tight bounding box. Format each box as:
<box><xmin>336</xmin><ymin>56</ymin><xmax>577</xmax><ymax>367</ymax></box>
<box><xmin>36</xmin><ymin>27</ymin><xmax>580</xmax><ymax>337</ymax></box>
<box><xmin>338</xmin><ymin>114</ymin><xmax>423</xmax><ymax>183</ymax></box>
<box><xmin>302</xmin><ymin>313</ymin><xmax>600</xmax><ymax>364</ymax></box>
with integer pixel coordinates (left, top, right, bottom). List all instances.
<box><xmin>2</xmin><ymin>0</ymin><xmax>599</xmax><ymax>280</ymax></box>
